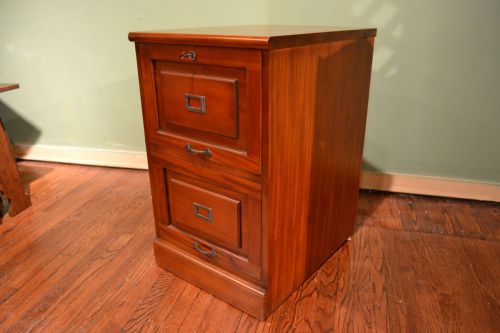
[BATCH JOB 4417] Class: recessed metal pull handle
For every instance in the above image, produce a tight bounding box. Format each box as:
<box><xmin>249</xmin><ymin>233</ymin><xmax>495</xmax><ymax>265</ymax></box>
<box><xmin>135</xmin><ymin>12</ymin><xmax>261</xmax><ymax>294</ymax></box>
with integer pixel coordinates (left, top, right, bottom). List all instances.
<box><xmin>193</xmin><ymin>202</ymin><xmax>212</xmax><ymax>222</ymax></box>
<box><xmin>192</xmin><ymin>241</ymin><xmax>216</xmax><ymax>257</ymax></box>
<box><xmin>184</xmin><ymin>143</ymin><xmax>212</xmax><ymax>158</ymax></box>
<box><xmin>179</xmin><ymin>50</ymin><xmax>197</xmax><ymax>61</ymax></box>
<box><xmin>185</xmin><ymin>93</ymin><xmax>206</xmax><ymax>114</ymax></box>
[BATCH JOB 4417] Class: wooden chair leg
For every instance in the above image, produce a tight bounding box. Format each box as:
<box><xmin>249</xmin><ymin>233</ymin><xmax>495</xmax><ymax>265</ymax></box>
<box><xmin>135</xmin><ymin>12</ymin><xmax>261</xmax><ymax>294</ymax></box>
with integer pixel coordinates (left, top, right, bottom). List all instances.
<box><xmin>0</xmin><ymin>120</ymin><xmax>31</xmax><ymax>219</ymax></box>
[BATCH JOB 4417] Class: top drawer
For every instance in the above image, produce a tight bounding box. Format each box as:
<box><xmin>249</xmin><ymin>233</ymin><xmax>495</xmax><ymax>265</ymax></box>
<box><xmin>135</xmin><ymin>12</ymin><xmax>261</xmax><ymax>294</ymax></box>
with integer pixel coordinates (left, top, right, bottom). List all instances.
<box><xmin>136</xmin><ymin>44</ymin><xmax>262</xmax><ymax>175</ymax></box>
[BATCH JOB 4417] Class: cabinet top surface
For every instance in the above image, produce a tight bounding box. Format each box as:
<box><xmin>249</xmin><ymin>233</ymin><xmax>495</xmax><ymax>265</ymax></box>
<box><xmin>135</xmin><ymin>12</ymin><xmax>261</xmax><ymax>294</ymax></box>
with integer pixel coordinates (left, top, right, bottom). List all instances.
<box><xmin>128</xmin><ymin>25</ymin><xmax>376</xmax><ymax>49</ymax></box>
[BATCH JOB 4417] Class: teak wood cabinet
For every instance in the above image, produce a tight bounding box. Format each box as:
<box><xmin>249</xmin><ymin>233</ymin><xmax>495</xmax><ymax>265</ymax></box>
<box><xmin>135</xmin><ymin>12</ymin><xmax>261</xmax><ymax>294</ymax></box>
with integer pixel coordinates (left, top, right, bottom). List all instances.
<box><xmin>129</xmin><ymin>25</ymin><xmax>376</xmax><ymax>319</ymax></box>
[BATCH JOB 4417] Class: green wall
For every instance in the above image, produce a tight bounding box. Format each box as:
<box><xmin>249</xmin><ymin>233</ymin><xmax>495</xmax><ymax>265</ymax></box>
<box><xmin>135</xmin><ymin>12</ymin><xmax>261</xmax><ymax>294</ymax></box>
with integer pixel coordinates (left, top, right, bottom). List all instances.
<box><xmin>268</xmin><ymin>0</ymin><xmax>500</xmax><ymax>183</ymax></box>
<box><xmin>1</xmin><ymin>0</ymin><xmax>499</xmax><ymax>184</ymax></box>
<box><xmin>0</xmin><ymin>0</ymin><xmax>268</xmax><ymax>151</ymax></box>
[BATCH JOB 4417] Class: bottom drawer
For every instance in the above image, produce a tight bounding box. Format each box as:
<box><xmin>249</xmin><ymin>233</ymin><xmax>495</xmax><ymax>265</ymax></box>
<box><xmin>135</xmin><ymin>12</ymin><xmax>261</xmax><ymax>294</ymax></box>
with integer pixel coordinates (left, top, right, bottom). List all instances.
<box><xmin>147</xmin><ymin>157</ymin><xmax>262</xmax><ymax>283</ymax></box>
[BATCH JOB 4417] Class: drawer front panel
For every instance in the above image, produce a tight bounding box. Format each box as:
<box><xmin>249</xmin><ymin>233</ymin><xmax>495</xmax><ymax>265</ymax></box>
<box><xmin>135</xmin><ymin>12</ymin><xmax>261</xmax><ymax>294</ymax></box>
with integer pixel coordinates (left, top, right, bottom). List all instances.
<box><xmin>167</xmin><ymin>172</ymin><xmax>243</xmax><ymax>250</ymax></box>
<box><xmin>147</xmin><ymin>159</ymin><xmax>263</xmax><ymax>283</ymax></box>
<box><xmin>136</xmin><ymin>43</ymin><xmax>262</xmax><ymax>175</ymax></box>
<box><xmin>156</xmin><ymin>62</ymin><xmax>242</xmax><ymax>139</ymax></box>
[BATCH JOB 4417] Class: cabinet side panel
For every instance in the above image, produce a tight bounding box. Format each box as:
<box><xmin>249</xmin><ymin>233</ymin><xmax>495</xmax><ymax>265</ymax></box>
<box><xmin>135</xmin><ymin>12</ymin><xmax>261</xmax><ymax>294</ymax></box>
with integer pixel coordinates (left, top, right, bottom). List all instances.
<box><xmin>306</xmin><ymin>37</ymin><xmax>375</xmax><ymax>274</ymax></box>
<box><xmin>266</xmin><ymin>37</ymin><xmax>375</xmax><ymax>311</ymax></box>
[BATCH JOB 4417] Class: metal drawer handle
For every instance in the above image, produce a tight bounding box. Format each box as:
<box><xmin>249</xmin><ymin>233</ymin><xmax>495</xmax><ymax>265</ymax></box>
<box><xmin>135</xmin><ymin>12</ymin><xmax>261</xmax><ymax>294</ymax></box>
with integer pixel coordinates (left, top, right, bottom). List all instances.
<box><xmin>193</xmin><ymin>241</ymin><xmax>216</xmax><ymax>257</ymax></box>
<box><xmin>184</xmin><ymin>143</ymin><xmax>212</xmax><ymax>158</ymax></box>
<box><xmin>185</xmin><ymin>94</ymin><xmax>206</xmax><ymax>114</ymax></box>
<box><xmin>179</xmin><ymin>50</ymin><xmax>197</xmax><ymax>61</ymax></box>
<box><xmin>193</xmin><ymin>202</ymin><xmax>212</xmax><ymax>222</ymax></box>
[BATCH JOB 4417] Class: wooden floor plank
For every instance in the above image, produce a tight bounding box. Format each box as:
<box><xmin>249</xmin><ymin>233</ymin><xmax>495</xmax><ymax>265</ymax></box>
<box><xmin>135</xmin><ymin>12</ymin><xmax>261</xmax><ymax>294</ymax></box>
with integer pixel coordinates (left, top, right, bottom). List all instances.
<box><xmin>176</xmin><ymin>291</ymin><xmax>213</xmax><ymax>333</ymax></box>
<box><xmin>146</xmin><ymin>282</ymin><xmax>200</xmax><ymax>332</ymax></box>
<box><xmin>140</xmin><ymin>277</ymin><xmax>188</xmax><ymax>332</ymax></box>
<box><xmin>0</xmin><ymin>171</ymin><xmax>153</xmax><ymax>332</ymax></box>
<box><xmin>469</xmin><ymin>201</ymin><xmax>500</xmax><ymax>241</ymax></box>
<box><xmin>85</xmin><ymin>247</ymin><xmax>158</xmax><ymax>332</ymax></box>
<box><xmin>0</xmin><ymin>169</ymin><xmax>141</xmax><ymax>289</ymax></box>
<box><xmin>0</xmin><ymin>162</ymin><xmax>498</xmax><ymax>333</ymax></box>
<box><xmin>121</xmin><ymin>271</ymin><xmax>176</xmax><ymax>333</ymax></box>
<box><xmin>196</xmin><ymin>297</ymin><xmax>242</xmax><ymax>333</ymax></box>
<box><xmin>0</xmin><ymin>164</ymin><xmax>101</xmax><ymax>264</ymax></box>
<box><xmin>235</xmin><ymin>313</ymin><xmax>270</xmax><ymax>333</ymax></box>
<box><xmin>36</xmin><ymin>215</ymin><xmax>155</xmax><ymax>332</ymax></box>
<box><xmin>381</xmin><ymin>228</ymin><xmax>500</xmax><ymax>332</ymax></box>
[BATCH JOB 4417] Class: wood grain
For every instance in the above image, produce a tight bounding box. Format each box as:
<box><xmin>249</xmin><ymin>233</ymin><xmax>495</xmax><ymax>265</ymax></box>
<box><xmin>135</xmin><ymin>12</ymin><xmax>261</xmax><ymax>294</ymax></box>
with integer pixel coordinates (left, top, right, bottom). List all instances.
<box><xmin>136</xmin><ymin>43</ymin><xmax>262</xmax><ymax>176</ymax></box>
<box><xmin>156</xmin><ymin>62</ymin><xmax>241</xmax><ymax>138</ymax></box>
<box><xmin>167</xmin><ymin>172</ymin><xmax>244</xmax><ymax>252</ymax></box>
<box><xmin>264</xmin><ymin>36</ymin><xmax>375</xmax><ymax>314</ymax></box>
<box><xmin>133</xmin><ymin>27</ymin><xmax>376</xmax><ymax>318</ymax></box>
<box><xmin>0</xmin><ymin>84</ymin><xmax>20</xmax><ymax>93</ymax></box>
<box><xmin>149</xmin><ymin>155</ymin><xmax>263</xmax><ymax>283</ymax></box>
<box><xmin>128</xmin><ymin>25</ymin><xmax>376</xmax><ymax>49</ymax></box>
<box><xmin>0</xmin><ymin>162</ymin><xmax>498</xmax><ymax>332</ymax></box>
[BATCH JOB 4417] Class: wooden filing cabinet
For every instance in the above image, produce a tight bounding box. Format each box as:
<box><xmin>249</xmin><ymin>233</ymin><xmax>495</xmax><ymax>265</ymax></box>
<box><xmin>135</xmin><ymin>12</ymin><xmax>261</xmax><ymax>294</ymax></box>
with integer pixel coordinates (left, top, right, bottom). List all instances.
<box><xmin>129</xmin><ymin>25</ymin><xmax>376</xmax><ymax>319</ymax></box>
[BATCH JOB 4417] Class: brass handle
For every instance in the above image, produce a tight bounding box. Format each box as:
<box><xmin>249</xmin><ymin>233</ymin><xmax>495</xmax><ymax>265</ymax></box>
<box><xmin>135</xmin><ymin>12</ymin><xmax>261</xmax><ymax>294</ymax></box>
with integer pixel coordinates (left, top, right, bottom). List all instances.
<box><xmin>184</xmin><ymin>143</ymin><xmax>212</xmax><ymax>158</ymax></box>
<box><xmin>179</xmin><ymin>50</ymin><xmax>197</xmax><ymax>61</ymax></box>
<box><xmin>185</xmin><ymin>93</ymin><xmax>206</xmax><ymax>114</ymax></box>
<box><xmin>192</xmin><ymin>242</ymin><xmax>216</xmax><ymax>257</ymax></box>
<box><xmin>193</xmin><ymin>202</ymin><xmax>212</xmax><ymax>222</ymax></box>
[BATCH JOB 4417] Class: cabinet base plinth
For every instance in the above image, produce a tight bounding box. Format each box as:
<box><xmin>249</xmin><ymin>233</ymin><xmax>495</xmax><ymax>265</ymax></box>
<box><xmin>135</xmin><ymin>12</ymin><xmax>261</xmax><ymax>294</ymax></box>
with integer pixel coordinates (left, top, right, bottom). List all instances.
<box><xmin>153</xmin><ymin>239</ymin><xmax>268</xmax><ymax>320</ymax></box>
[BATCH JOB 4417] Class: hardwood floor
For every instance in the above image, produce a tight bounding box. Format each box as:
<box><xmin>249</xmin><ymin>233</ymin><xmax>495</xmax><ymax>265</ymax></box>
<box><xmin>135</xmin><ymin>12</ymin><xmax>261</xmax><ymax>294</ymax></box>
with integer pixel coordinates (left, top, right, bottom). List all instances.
<box><xmin>0</xmin><ymin>161</ymin><xmax>498</xmax><ymax>332</ymax></box>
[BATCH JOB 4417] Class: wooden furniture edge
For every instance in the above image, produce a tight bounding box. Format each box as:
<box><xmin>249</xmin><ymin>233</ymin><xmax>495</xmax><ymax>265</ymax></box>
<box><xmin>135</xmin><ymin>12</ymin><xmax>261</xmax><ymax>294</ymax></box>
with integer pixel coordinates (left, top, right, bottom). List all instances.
<box><xmin>128</xmin><ymin>32</ymin><xmax>270</xmax><ymax>49</ymax></box>
<box><xmin>127</xmin><ymin>29</ymin><xmax>376</xmax><ymax>49</ymax></box>
<box><xmin>0</xmin><ymin>83</ymin><xmax>20</xmax><ymax>93</ymax></box>
<box><xmin>0</xmin><ymin>83</ymin><xmax>31</xmax><ymax>219</ymax></box>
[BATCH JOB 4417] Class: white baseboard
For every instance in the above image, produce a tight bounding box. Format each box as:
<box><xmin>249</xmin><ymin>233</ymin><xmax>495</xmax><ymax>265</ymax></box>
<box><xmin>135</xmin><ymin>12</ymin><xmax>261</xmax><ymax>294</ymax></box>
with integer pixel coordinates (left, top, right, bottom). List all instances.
<box><xmin>13</xmin><ymin>144</ymin><xmax>148</xmax><ymax>170</ymax></box>
<box><xmin>13</xmin><ymin>144</ymin><xmax>500</xmax><ymax>202</ymax></box>
<box><xmin>360</xmin><ymin>171</ymin><xmax>500</xmax><ymax>202</ymax></box>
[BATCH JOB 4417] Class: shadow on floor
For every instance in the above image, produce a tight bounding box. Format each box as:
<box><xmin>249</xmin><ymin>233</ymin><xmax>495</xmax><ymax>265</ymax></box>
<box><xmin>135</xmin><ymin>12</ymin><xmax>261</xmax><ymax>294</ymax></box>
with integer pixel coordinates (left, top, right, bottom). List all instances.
<box><xmin>355</xmin><ymin>160</ymin><xmax>393</xmax><ymax>232</ymax></box>
<box><xmin>18</xmin><ymin>163</ymin><xmax>54</xmax><ymax>187</ymax></box>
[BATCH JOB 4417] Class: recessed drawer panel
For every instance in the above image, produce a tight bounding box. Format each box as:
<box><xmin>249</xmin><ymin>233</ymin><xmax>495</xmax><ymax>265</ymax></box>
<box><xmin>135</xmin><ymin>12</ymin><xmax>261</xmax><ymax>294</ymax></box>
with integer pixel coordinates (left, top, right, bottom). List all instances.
<box><xmin>167</xmin><ymin>172</ymin><xmax>242</xmax><ymax>250</ymax></box>
<box><xmin>155</xmin><ymin>63</ymin><xmax>241</xmax><ymax>139</ymax></box>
